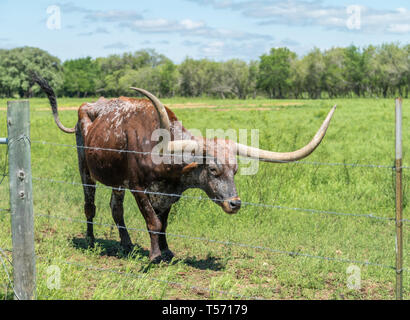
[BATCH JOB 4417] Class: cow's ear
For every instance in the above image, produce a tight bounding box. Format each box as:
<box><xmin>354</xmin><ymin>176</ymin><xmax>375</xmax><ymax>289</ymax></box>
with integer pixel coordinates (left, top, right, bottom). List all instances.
<box><xmin>182</xmin><ymin>162</ymin><xmax>198</xmax><ymax>174</ymax></box>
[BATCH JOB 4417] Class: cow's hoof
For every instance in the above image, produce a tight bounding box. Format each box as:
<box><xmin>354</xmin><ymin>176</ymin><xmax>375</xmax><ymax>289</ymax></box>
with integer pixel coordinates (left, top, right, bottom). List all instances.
<box><xmin>86</xmin><ymin>236</ymin><xmax>95</xmax><ymax>249</ymax></box>
<box><xmin>149</xmin><ymin>250</ymin><xmax>174</xmax><ymax>264</ymax></box>
<box><xmin>161</xmin><ymin>249</ymin><xmax>174</xmax><ymax>262</ymax></box>
<box><xmin>149</xmin><ymin>252</ymin><xmax>163</xmax><ymax>264</ymax></box>
<box><xmin>120</xmin><ymin>242</ymin><xmax>134</xmax><ymax>253</ymax></box>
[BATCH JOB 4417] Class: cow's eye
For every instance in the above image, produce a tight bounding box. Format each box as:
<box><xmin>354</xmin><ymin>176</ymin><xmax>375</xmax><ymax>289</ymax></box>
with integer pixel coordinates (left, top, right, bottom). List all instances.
<box><xmin>209</xmin><ymin>167</ymin><xmax>218</xmax><ymax>175</ymax></box>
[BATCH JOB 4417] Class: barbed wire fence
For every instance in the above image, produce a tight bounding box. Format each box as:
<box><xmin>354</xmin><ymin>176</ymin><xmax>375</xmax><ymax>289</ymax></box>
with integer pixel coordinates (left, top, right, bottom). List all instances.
<box><xmin>0</xmin><ymin>99</ymin><xmax>408</xmax><ymax>300</ymax></box>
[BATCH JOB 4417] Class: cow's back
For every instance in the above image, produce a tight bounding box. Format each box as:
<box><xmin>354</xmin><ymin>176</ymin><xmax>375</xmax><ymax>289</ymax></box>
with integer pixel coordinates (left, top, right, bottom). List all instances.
<box><xmin>78</xmin><ymin>97</ymin><xmax>172</xmax><ymax>187</ymax></box>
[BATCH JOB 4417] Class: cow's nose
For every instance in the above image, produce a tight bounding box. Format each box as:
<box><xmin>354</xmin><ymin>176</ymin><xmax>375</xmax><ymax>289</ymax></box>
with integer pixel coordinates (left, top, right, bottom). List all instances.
<box><xmin>229</xmin><ymin>199</ymin><xmax>241</xmax><ymax>211</ymax></box>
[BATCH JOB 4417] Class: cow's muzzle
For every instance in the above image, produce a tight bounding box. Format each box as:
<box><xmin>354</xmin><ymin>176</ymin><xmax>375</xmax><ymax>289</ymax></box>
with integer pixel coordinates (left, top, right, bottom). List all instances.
<box><xmin>221</xmin><ymin>197</ymin><xmax>241</xmax><ymax>214</ymax></box>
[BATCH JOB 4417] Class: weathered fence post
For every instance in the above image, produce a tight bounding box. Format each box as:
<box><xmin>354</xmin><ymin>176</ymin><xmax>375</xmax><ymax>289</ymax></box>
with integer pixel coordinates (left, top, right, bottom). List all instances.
<box><xmin>7</xmin><ymin>100</ymin><xmax>36</xmax><ymax>300</ymax></box>
<box><xmin>395</xmin><ymin>98</ymin><xmax>403</xmax><ymax>300</ymax></box>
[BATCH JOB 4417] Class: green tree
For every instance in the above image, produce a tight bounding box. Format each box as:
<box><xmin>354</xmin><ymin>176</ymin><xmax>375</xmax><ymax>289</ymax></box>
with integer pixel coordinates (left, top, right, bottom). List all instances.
<box><xmin>369</xmin><ymin>43</ymin><xmax>408</xmax><ymax>98</ymax></box>
<box><xmin>178</xmin><ymin>58</ymin><xmax>219</xmax><ymax>97</ymax></box>
<box><xmin>303</xmin><ymin>48</ymin><xmax>325</xmax><ymax>99</ymax></box>
<box><xmin>257</xmin><ymin>48</ymin><xmax>296</xmax><ymax>99</ymax></box>
<box><xmin>289</xmin><ymin>57</ymin><xmax>307</xmax><ymax>99</ymax></box>
<box><xmin>223</xmin><ymin>59</ymin><xmax>257</xmax><ymax>99</ymax></box>
<box><xmin>0</xmin><ymin>47</ymin><xmax>62</xmax><ymax>98</ymax></box>
<box><xmin>96</xmin><ymin>49</ymin><xmax>171</xmax><ymax>96</ymax></box>
<box><xmin>158</xmin><ymin>60</ymin><xmax>179</xmax><ymax>97</ymax></box>
<box><xmin>323</xmin><ymin>47</ymin><xmax>348</xmax><ymax>98</ymax></box>
<box><xmin>405</xmin><ymin>44</ymin><xmax>410</xmax><ymax>98</ymax></box>
<box><xmin>119</xmin><ymin>67</ymin><xmax>161</xmax><ymax>97</ymax></box>
<box><xmin>1</xmin><ymin>44</ymin><xmax>409</xmax><ymax>99</ymax></box>
<box><xmin>62</xmin><ymin>57</ymin><xmax>101</xmax><ymax>97</ymax></box>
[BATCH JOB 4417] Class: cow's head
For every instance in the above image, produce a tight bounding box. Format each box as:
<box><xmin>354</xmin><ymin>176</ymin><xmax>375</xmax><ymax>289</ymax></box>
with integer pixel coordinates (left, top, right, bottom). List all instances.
<box><xmin>130</xmin><ymin>88</ymin><xmax>336</xmax><ymax>215</ymax></box>
<box><xmin>191</xmin><ymin>138</ymin><xmax>241</xmax><ymax>214</ymax></box>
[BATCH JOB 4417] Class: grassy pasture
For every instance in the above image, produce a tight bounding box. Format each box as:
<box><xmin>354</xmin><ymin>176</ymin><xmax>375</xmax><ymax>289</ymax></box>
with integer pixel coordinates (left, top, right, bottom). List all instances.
<box><xmin>0</xmin><ymin>97</ymin><xmax>408</xmax><ymax>300</ymax></box>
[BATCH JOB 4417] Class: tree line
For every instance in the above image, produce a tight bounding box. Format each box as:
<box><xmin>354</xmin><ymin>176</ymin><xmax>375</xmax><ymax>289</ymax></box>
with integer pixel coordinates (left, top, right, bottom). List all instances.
<box><xmin>0</xmin><ymin>44</ymin><xmax>409</xmax><ymax>99</ymax></box>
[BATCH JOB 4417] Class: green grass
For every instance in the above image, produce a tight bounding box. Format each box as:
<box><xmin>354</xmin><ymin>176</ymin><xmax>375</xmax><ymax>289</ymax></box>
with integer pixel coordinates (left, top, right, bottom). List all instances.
<box><xmin>0</xmin><ymin>97</ymin><xmax>408</xmax><ymax>300</ymax></box>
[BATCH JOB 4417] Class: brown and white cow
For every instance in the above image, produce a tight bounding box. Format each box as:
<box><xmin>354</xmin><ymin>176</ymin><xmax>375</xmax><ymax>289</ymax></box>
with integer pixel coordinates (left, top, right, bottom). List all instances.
<box><xmin>34</xmin><ymin>75</ymin><xmax>336</xmax><ymax>262</ymax></box>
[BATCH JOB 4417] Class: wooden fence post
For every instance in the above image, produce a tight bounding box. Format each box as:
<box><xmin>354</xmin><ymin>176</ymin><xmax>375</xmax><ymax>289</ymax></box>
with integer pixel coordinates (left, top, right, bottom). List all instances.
<box><xmin>395</xmin><ymin>98</ymin><xmax>403</xmax><ymax>300</ymax></box>
<box><xmin>7</xmin><ymin>100</ymin><xmax>36</xmax><ymax>300</ymax></box>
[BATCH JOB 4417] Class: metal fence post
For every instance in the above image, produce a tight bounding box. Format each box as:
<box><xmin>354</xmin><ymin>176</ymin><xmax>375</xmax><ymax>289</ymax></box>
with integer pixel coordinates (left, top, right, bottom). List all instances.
<box><xmin>395</xmin><ymin>98</ymin><xmax>403</xmax><ymax>300</ymax></box>
<box><xmin>7</xmin><ymin>100</ymin><xmax>36</xmax><ymax>300</ymax></box>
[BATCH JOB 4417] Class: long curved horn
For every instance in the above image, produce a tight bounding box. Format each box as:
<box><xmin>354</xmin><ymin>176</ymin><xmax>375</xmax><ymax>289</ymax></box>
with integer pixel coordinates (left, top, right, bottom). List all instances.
<box><xmin>130</xmin><ymin>87</ymin><xmax>199</xmax><ymax>153</ymax></box>
<box><xmin>130</xmin><ymin>87</ymin><xmax>170</xmax><ymax>132</ymax></box>
<box><xmin>235</xmin><ymin>105</ymin><xmax>336</xmax><ymax>162</ymax></box>
<box><xmin>167</xmin><ymin>140</ymin><xmax>200</xmax><ymax>153</ymax></box>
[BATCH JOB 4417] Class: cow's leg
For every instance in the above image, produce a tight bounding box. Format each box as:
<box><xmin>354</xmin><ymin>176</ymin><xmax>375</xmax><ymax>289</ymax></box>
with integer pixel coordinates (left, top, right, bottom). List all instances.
<box><xmin>83</xmin><ymin>181</ymin><xmax>96</xmax><ymax>248</ymax></box>
<box><xmin>130</xmin><ymin>190</ymin><xmax>163</xmax><ymax>262</ymax></box>
<box><xmin>110</xmin><ymin>189</ymin><xmax>133</xmax><ymax>252</ymax></box>
<box><xmin>125</xmin><ymin>130</ymin><xmax>163</xmax><ymax>262</ymax></box>
<box><xmin>157</xmin><ymin>208</ymin><xmax>174</xmax><ymax>261</ymax></box>
<box><xmin>76</xmin><ymin>125</ymin><xmax>96</xmax><ymax>248</ymax></box>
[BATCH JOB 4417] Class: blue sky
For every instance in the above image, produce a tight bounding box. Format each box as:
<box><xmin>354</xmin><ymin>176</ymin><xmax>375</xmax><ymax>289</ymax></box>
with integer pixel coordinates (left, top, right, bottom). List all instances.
<box><xmin>0</xmin><ymin>0</ymin><xmax>409</xmax><ymax>63</ymax></box>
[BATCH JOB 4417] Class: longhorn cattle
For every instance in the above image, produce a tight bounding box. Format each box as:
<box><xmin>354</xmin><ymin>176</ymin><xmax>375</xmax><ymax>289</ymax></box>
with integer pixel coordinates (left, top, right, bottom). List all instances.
<box><xmin>34</xmin><ymin>75</ymin><xmax>336</xmax><ymax>262</ymax></box>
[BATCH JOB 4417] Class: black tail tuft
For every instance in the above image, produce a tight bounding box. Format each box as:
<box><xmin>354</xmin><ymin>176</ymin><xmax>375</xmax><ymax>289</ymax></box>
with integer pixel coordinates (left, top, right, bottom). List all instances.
<box><xmin>30</xmin><ymin>73</ymin><xmax>75</xmax><ymax>133</ymax></box>
<box><xmin>31</xmin><ymin>73</ymin><xmax>57</xmax><ymax>112</ymax></box>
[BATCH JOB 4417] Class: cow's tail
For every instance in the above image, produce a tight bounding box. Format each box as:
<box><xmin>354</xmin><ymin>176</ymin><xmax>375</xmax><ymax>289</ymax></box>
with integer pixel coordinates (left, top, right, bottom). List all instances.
<box><xmin>32</xmin><ymin>73</ymin><xmax>75</xmax><ymax>134</ymax></box>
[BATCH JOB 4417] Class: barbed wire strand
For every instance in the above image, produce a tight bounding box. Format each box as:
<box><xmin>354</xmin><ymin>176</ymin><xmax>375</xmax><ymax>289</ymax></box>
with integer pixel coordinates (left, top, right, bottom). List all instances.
<box><xmin>0</xmin><ymin>247</ymin><xmax>49</xmax><ymax>300</ymax></box>
<box><xmin>2</xmin><ymin>139</ymin><xmax>409</xmax><ymax>298</ymax></box>
<box><xmin>0</xmin><ymin>208</ymin><xmax>407</xmax><ymax>270</ymax></box>
<box><xmin>0</xmin><ymin>145</ymin><xmax>8</xmax><ymax>186</ymax></box>
<box><xmin>0</xmin><ymin>248</ymin><xmax>11</xmax><ymax>300</ymax></box>
<box><xmin>31</xmin><ymin>140</ymin><xmax>217</xmax><ymax>161</ymax></box>
<box><xmin>0</xmin><ymin>246</ymin><xmax>20</xmax><ymax>300</ymax></box>
<box><xmin>31</xmin><ymin>139</ymin><xmax>407</xmax><ymax>169</ymax></box>
<box><xmin>0</xmin><ymin>211</ymin><xmax>407</xmax><ymax>300</ymax></box>
<box><xmin>2</xmin><ymin>102</ymin><xmax>409</xmax><ymax>299</ymax></box>
<box><xmin>32</xmin><ymin>212</ymin><xmax>402</xmax><ymax>271</ymax></box>
<box><xmin>32</xmin><ymin>176</ymin><xmax>401</xmax><ymax>222</ymax></box>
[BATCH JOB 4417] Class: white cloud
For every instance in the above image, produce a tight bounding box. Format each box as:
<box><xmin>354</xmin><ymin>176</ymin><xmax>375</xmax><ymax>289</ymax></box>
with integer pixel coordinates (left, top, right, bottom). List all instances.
<box><xmin>77</xmin><ymin>27</ymin><xmax>109</xmax><ymax>37</ymax></box>
<box><xmin>181</xmin><ymin>40</ymin><xmax>202</xmax><ymax>46</ymax></box>
<box><xmin>87</xmin><ymin>10</ymin><xmax>142</xmax><ymax>22</ymax></box>
<box><xmin>187</xmin><ymin>0</ymin><xmax>410</xmax><ymax>34</ymax></box>
<box><xmin>388</xmin><ymin>24</ymin><xmax>410</xmax><ymax>34</ymax></box>
<box><xmin>59</xmin><ymin>2</ymin><xmax>93</xmax><ymax>14</ymax></box>
<box><xmin>55</xmin><ymin>2</ymin><xmax>275</xmax><ymax>59</ymax></box>
<box><xmin>131</xmin><ymin>18</ymin><xmax>204</xmax><ymax>33</ymax></box>
<box><xmin>199</xmin><ymin>39</ymin><xmax>273</xmax><ymax>60</ymax></box>
<box><xmin>59</xmin><ymin>3</ymin><xmax>143</xmax><ymax>22</ymax></box>
<box><xmin>278</xmin><ymin>38</ymin><xmax>300</xmax><ymax>47</ymax></box>
<box><xmin>127</xmin><ymin>17</ymin><xmax>272</xmax><ymax>41</ymax></box>
<box><xmin>202</xmin><ymin>41</ymin><xmax>225</xmax><ymax>56</ymax></box>
<box><xmin>180</xmin><ymin>19</ymin><xmax>206</xmax><ymax>30</ymax></box>
<box><xmin>133</xmin><ymin>19</ymin><xmax>171</xmax><ymax>30</ymax></box>
<box><xmin>103</xmin><ymin>42</ymin><xmax>130</xmax><ymax>50</ymax></box>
